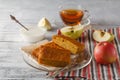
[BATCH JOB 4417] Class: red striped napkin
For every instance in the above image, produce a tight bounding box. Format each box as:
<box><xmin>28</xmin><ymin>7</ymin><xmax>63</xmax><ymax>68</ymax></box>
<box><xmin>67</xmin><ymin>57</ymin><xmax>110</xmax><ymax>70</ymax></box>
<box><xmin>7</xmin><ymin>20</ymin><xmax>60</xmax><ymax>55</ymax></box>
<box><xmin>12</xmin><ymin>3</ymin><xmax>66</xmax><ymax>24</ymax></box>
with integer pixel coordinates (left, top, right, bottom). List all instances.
<box><xmin>48</xmin><ymin>27</ymin><xmax>120</xmax><ymax>80</ymax></box>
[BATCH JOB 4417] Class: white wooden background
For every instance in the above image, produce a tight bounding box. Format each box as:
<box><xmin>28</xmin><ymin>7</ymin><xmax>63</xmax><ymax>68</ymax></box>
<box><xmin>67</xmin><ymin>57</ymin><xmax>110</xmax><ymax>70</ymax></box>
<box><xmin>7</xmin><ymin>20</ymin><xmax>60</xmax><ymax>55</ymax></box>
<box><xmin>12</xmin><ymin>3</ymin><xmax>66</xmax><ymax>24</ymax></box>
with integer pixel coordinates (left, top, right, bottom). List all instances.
<box><xmin>0</xmin><ymin>0</ymin><xmax>120</xmax><ymax>79</ymax></box>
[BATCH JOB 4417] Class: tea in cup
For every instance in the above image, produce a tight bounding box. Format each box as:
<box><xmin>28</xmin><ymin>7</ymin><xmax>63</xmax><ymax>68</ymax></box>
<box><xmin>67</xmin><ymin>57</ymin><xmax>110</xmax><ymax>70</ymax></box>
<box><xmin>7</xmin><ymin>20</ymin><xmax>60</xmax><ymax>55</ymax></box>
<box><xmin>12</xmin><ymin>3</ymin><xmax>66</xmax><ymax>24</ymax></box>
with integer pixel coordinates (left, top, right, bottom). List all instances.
<box><xmin>59</xmin><ymin>3</ymin><xmax>89</xmax><ymax>26</ymax></box>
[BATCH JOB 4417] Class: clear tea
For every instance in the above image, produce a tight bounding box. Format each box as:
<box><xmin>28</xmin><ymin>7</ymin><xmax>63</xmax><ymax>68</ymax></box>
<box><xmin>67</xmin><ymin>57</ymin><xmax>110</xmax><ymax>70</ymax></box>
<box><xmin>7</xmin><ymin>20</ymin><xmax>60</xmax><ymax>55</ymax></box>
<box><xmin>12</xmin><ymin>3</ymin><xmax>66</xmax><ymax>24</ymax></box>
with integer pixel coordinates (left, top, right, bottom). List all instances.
<box><xmin>60</xmin><ymin>9</ymin><xmax>84</xmax><ymax>26</ymax></box>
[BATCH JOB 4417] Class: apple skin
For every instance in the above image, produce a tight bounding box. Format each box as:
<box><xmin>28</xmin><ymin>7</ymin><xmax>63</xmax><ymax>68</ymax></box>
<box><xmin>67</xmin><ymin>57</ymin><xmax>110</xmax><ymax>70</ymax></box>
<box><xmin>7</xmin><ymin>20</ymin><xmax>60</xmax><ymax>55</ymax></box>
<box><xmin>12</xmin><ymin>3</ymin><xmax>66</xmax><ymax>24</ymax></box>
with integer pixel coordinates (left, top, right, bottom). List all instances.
<box><xmin>118</xmin><ymin>27</ymin><xmax>120</xmax><ymax>40</ymax></box>
<box><xmin>57</xmin><ymin>29</ymin><xmax>61</xmax><ymax>35</ymax></box>
<box><xmin>94</xmin><ymin>41</ymin><xmax>117</xmax><ymax>64</ymax></box>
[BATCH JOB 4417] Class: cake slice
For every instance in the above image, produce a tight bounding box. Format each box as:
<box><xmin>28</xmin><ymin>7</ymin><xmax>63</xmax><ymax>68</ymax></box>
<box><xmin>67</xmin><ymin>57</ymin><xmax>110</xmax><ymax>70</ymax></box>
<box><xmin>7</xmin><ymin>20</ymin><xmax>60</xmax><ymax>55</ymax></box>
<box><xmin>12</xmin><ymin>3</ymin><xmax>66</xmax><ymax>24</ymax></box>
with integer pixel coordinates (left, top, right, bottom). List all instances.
<box><xmin>22</xmin><ymin>40</ymin><xmax>71</xmax><ymax>67</ymax></box>
<box><xmin>32</xmin><ymin>41</ymin><xmax>65</xmax><ymax>59</ymax></box>
<box><xmin>43</xmin><ymin>41</ymin><xmax>64</xmax><ymax>50</ymax></box>
<box><xmin>52</xmin><ymin>35</ymin><xmax>85</xmax><ymax>54</ymax></box>
<box><xmin>32</xmin><ymin>45</ymin><xmax>71</xmax><ymax>67</ymax></box>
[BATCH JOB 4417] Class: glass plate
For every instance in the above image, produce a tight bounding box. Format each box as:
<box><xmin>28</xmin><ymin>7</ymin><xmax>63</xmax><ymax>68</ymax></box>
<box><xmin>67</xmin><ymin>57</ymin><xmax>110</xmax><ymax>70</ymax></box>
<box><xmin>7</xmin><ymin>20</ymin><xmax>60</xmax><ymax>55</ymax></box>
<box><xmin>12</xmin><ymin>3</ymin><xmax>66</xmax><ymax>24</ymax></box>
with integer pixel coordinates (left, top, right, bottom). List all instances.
<box><xmin>22</xmin><ymin>48</ymin><xmax>93</xmax><ymax>72</ymax></box>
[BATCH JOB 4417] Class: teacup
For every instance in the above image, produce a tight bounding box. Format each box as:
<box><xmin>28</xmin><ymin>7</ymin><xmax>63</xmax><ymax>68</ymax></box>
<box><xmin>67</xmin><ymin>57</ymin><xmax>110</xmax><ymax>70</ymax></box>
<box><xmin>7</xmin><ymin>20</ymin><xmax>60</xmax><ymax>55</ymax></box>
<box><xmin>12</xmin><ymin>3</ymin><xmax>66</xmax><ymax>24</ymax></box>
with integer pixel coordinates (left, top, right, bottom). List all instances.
<box><xmin>59</xmin><ymin>3</ymin><xmax>90</xmax><ymax>26</ymax></box>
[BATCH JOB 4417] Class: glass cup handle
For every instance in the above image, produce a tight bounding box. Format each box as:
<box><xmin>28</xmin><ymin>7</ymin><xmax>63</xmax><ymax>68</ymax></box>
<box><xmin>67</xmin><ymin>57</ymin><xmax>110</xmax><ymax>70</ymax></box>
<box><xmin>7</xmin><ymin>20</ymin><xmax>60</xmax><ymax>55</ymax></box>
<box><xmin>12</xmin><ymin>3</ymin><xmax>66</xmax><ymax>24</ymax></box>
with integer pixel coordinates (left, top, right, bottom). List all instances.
<box><xmin>82</xmin><ymin>10</ymin><xmax>90</xmax><ymax>21</ymax></box>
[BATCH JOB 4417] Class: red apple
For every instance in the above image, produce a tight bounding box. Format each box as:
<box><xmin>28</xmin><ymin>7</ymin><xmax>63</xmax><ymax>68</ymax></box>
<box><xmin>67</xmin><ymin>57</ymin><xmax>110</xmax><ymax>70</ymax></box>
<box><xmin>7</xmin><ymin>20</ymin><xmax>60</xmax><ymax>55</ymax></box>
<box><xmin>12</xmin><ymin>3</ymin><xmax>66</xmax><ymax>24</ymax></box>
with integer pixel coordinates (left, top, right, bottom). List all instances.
<box><xmin>57</xmin><ymin>29</ymin><xmax>61</xmax><ymax>35</ymax></box>
<box><xmin>118</xmin><ymin>27</ymin><xmax>120</xmax><ymax>40</ymax></box>
<box><xmin>94</xmin><ymin>41</ymin><xmax>117</xmax><ymax>64</ymax></box>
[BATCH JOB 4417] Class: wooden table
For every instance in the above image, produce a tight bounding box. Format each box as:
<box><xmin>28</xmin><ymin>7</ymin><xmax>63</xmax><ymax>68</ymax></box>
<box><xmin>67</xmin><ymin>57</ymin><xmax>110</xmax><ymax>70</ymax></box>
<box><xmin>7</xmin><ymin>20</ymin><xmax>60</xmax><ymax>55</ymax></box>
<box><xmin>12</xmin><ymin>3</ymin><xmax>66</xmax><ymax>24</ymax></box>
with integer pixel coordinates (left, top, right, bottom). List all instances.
<box><xmin>0</xmin><ymin>0</ymin><xmax>120</xmax><ymax>80</ymax></box>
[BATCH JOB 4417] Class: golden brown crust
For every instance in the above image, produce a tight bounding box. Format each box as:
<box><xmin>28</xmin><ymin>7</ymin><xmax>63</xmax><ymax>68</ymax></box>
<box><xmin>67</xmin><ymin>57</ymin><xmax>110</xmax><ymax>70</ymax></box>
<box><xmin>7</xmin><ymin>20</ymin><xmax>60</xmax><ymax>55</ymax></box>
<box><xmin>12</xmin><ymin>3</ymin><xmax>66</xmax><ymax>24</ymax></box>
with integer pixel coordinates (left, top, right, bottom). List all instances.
<box><xmin>52</xmin><ymin>35</ymin><xmax>85</xmax><ymax>54</ymax></box>
<box><xmin>30</xmin><ymin>35</ymin><xmax>85</xmax><ymax>67</ymax></box>
<box><xmin>52</xmin><ymin>35</ymin><xmax>81</xmax><ymax>46</ymax></box>
<box><xmin>32</xmin><ymin>42</ymin><xmax>71</xmax><ymax>67</ymax></box>
<box><xmin>32</xmin><ymin>42</ymin><xmax>65</xmax><ymax>59</ymax></box>
<box><xmin>44</xmin><ymin>41</ymin><xmax>64</xmax><ymax>50</ymax></box>
<box><xmin>38</xmin><ymin>46</ymin><xmax>71</xmax><ymax>67</ymax></box>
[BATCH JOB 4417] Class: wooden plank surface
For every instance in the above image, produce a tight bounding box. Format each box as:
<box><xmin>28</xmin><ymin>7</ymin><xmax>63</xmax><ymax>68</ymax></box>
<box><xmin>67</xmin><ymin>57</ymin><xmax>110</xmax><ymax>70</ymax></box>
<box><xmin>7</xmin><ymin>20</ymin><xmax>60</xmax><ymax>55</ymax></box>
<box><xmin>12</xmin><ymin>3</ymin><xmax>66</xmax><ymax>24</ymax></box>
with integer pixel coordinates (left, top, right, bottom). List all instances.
<box><xmin>0</xmin><ymin>0</ymin><xmax>120</xmax><ymax>79</ymax></box>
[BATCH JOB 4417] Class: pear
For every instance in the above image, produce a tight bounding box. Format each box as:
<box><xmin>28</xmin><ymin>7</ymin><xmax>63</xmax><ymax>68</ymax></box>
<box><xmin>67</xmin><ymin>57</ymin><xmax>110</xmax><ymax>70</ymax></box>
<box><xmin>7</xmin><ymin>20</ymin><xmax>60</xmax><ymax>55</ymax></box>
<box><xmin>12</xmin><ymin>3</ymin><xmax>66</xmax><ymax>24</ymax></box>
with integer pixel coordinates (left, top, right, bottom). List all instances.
<box><xmin>60</xmin><ymin>25</ymin><xmax>84</xmax><ymax>39</ymax></box>
<box><xmin>38</xmin><ymin>17</ymin><xmax>52</xmax><ymax>31</ymax></box>
<box><xmin>93</xmin><ymin>30</ymin><xmax>114</xmax><ymax>42</ymax></box>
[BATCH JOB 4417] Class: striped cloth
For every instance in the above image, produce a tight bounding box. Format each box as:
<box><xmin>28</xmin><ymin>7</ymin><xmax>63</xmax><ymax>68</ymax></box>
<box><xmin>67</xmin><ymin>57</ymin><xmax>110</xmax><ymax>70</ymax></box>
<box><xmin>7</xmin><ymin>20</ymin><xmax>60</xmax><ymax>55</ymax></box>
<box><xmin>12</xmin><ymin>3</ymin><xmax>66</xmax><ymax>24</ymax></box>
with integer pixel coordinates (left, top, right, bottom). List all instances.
<box><xmin>48</xmin><ymin>27</ymin><xmax>120</xmax><ymax>80</ymax></box>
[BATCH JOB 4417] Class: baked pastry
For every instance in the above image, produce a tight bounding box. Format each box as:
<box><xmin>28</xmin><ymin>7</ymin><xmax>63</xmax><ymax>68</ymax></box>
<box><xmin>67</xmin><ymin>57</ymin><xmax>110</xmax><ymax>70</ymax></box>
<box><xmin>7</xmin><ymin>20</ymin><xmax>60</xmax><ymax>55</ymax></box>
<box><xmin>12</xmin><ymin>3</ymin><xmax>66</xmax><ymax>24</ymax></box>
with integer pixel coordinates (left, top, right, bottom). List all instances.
<box><xmin>32</xmin><ymin>41</ymin><xmax>64</xmax><ymax>59</ymax></box>
<box><xmin>43</xmin><ymin>41</ymin><xmax>64</xmax><ymax>50</ymax></box>
<box><xmin>32</xmin><ymin>45</ymin><xmax>71</xmax><ymax>67</ymax></box>
<box><xmin>52</xmin><ymin>35</ymin><xmax>85</xmax><ymax>54</ymax></box>
<box><xmin>22</xmin><ymin>35</ymin><xmax>85</xmax><ymax>67</ymax></box>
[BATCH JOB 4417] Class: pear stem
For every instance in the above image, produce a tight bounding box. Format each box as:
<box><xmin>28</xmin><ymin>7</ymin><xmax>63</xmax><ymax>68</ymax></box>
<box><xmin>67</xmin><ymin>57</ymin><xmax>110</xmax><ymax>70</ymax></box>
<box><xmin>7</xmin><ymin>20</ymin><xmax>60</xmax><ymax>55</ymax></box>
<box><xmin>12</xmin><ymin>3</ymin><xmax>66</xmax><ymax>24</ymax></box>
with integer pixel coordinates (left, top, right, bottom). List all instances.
<box><xmin>10</xmin><ymin>15</ymin><xmax>29</xmax><ymax>31</ymax></box>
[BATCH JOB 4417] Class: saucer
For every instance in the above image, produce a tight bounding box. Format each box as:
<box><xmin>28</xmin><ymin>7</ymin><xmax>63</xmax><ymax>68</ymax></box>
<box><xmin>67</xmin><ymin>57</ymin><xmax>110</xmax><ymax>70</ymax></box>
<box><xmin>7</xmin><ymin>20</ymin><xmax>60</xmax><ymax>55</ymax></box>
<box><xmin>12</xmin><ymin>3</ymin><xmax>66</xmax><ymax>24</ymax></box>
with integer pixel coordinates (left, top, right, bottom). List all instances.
<box><xmin>54</xmin><ymin>18</ymin><xmax>90</xmax><ymax>28</ymax></box>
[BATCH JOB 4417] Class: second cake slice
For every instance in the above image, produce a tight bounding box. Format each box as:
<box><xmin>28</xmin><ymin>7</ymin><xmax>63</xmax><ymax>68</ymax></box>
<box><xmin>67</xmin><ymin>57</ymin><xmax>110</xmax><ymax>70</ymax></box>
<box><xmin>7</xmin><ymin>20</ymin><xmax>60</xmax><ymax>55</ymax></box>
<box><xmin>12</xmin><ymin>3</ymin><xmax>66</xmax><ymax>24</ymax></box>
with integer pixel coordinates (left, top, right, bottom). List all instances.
<box><xmin>52</xmin><ymin>35</ymin><xmax>85</xmax><ymax>54</ymax></box>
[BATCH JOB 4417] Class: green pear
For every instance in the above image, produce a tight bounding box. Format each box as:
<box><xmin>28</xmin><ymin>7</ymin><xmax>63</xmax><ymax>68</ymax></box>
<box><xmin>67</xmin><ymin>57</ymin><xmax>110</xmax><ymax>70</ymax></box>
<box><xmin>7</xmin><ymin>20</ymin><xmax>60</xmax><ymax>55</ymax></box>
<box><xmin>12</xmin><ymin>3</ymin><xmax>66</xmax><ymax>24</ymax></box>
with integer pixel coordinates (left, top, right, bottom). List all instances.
<box><xmin>60</xmin><ymin>25</ymin><xmax>84</xmax><ymax>39</ymax></box>
<box><xmin>93</xmin><ymin>30</ymin><xmax>114</xmax><ymax>42</ymax></box>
